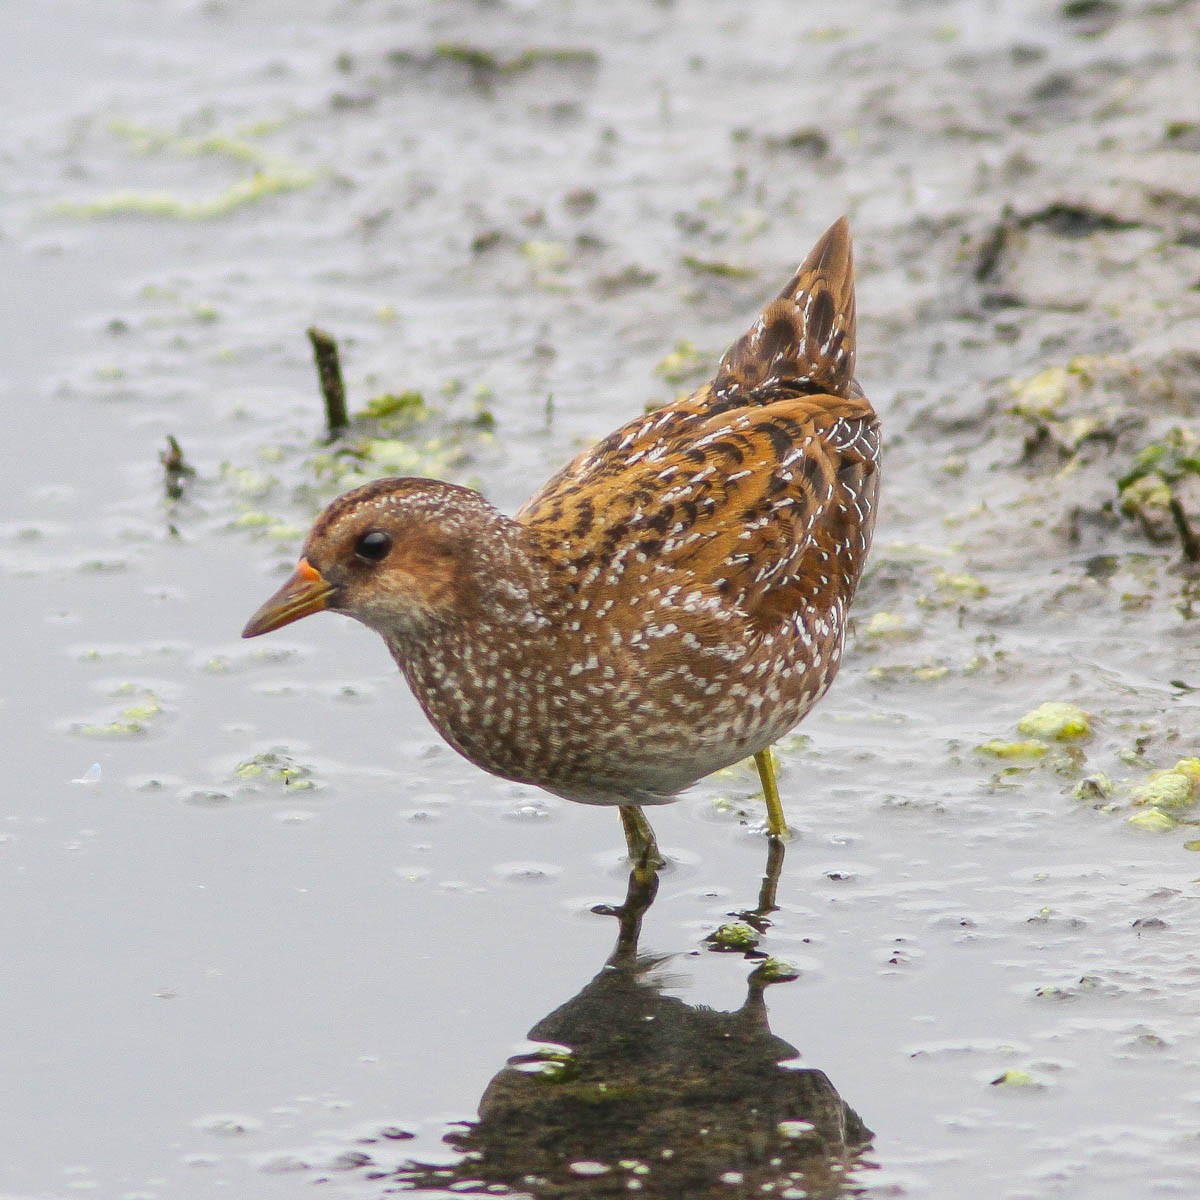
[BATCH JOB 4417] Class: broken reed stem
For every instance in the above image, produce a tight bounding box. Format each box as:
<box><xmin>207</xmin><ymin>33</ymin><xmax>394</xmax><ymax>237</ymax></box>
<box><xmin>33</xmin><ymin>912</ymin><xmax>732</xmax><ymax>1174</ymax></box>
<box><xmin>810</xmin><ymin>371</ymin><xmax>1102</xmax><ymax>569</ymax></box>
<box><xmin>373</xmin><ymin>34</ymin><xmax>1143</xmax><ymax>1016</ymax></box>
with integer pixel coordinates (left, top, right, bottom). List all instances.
<box><xmin>1168</xmin><ymin>497</ymin><xmax>1200</xmax><ymax>563</ymax></box>
<box><xmin>306</xmin><ymin>326</ymin><xmax>349</xmax><ymax>439</ymax></box>
<box><xmin>159</xmin><ymin>433</ymin><xmax>195</xmax><ymax>502</ymax></box>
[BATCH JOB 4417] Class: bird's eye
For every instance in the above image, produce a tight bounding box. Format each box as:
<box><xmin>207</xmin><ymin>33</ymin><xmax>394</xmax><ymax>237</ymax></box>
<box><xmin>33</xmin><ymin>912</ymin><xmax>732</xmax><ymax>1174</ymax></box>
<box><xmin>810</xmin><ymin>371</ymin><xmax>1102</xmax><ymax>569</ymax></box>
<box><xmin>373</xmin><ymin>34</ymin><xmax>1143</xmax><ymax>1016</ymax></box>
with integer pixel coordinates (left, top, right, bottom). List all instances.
<box><xmin>354</xmin><ymin>530</ymin><xmax>392</xmax><ymax>562</ymax></box>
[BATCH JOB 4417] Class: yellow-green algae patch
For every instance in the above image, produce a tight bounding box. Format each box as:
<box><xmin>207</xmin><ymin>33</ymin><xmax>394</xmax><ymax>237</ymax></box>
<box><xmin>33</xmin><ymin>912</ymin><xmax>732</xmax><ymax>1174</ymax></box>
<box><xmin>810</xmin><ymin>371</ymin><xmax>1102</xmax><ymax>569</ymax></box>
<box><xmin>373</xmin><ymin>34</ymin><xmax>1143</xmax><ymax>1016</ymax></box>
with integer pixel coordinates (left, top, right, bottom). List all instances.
<box><xmin>1127</xmin><ymin>808</ymin><xmax>1177</xmax><ymax>832</ymax></box>
<box><xmin>751</xmin><ymin>957</ymin><xmax>800</xmax><ymax>984</ymax></box>
<box><xmin>51</xmin><ymin>120</ymin><xmax>316</xmax><ymax>220</ymax></box>
<box><xmin>1131</xmin><ymin>759</ymin><xmax>1200</xmax><ymax>811</ymax></box>
<box><xmin>868</xmin><ymin>662</ymin><xmax>951</xmax><ymax>683</ymax></box>
<box><xmin>990</xmin><ymin>1069</ymin><xmax>1043</xmax><ymax>1089</ymax></box>
<box><xmin>1016</xmin><ymin>702</ymin><xmax>1092</xmax><ymax>742</ymax></box>
<box><xmin>75</xmin><ymin>688</ymin><xmax>165</xmax><ymax>738</ymax></box>
<box><xmin>863</xmin><ymin>610</ymin><xmax>912</xmax><ymax>639</ymax></box>
<box><xmin>358</xmin><ymin>391</ymin><xmax>428</xmax><ymax>428</ymax></box>
<box><xmin>655</xmin><ymin>339</ymin><xmax>711</xmax><ymax>384</ymax></box>
<box><xmin>429</xmin><ymin>43</ymin><xmax>598</xmax><ymax>75</ymax></box>
<box><xmin>681</xmin><ymin>254</ymin><xmax>756</xmax><ymax>279</ymax></box>
<box><xmin>1073</xmin><ymin>773</ymin><xmax>1114</xmax><ymax>802</ymax></box>
<box><xmin>1008</xmin><ymin>359</ymin><xmax>1098</xmax><ymax>420</ymax></box>
<box><xmin>234</xmin><ymin>749</ymin><xmax>318</xmax><ymax>791</ymax></box>
<box><xmin>54</xmin><ymin>170</ymin><xmax>314</xmax><ymax>221</ymax></box>
<box><xmin>918</xmin><ymin>567</ymin><xmax>989</xmax><ymax>608</ymax></box>
<box><xmin>1005</xmin><ymin>354</ymin><xmax>1159</xmax><ymax>464</ymax></box>
<box><xmin>522</xmin><ymin>240</ymin><xmax>570</xmax><ymax>274</ymax></box>
<box><xmin>223</xmin><ymin>376</ymin><xmax>498</xmax><ymax>550</ymax></box>
<box><xmin>977</xmin><ymin>739</ymin><xmax>1049</xmax><ymax>760</ymax></box>
<box><xmin>706</xmin><ymin>921</ymin><xmax>760</xmax><ymax>951</ymax></box>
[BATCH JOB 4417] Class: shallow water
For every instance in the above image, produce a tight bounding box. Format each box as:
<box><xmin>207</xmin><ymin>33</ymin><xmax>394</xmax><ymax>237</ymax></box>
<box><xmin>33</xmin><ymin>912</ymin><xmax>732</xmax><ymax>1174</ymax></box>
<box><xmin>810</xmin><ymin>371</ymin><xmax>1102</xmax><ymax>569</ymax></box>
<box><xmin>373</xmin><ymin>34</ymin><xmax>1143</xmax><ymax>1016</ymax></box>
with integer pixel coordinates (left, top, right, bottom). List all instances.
<box><xmin>3</xmin><ymin>2</ymin><xmax>1200</xmax><ymax>1198</ymax></box>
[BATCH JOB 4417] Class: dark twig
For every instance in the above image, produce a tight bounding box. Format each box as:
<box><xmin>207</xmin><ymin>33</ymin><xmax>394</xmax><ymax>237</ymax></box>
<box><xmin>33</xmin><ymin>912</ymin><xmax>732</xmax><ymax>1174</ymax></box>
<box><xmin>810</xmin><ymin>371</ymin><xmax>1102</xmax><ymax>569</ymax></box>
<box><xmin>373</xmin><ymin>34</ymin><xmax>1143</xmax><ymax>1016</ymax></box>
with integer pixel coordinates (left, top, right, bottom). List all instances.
<box><xmin>159</xmin><ymin>434</ymin><xmax>195</xmax><ymax>502</ymax></box>
<box><xmin>306</xmin><ymin>326</ymin><xmax>349</xmax><ymax>439</ymax></box>
<box><xmin>1169</xmin><ymin>497</ymin><xmax>1200</xmax><ymax>563</ymax></box>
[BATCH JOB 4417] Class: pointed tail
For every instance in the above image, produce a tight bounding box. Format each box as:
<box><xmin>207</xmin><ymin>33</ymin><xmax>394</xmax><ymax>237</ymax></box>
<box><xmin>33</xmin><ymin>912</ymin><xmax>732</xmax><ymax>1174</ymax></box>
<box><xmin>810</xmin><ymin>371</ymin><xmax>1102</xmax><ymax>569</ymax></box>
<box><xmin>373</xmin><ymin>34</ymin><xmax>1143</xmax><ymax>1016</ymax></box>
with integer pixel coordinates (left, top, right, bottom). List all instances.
<box><xmin>714</xmin><ymin>216</ymin><xmax>857</xmax><ymax>402</ymax></box>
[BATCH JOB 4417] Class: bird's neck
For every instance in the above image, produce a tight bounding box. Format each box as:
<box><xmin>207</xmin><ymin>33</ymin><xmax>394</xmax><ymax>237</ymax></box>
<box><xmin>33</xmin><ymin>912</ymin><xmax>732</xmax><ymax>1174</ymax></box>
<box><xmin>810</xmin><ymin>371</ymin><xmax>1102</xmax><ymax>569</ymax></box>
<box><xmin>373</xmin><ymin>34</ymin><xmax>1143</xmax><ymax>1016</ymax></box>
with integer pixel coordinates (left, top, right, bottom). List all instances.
<box><xmin>380</xmin><ymin>510</ymin><xmax>552</xmax><ymax>682</ymax></box>
<box><xmin>379</xmin><ymin>515</ymin><xmax>559</xmax><ymax>784</ymax></box>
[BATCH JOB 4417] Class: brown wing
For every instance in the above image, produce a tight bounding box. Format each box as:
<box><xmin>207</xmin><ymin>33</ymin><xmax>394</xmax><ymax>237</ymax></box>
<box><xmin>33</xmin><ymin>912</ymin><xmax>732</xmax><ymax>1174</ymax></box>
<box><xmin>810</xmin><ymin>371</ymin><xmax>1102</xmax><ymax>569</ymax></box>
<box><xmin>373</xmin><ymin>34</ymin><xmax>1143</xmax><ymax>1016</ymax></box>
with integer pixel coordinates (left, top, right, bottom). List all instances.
<box><xmin>518</xmin><ymin>216</ymin><xmax>878</xmax><ymax>662</ymax></box>
<box><xmin>518</xmin><ymin>394</ymin><xmax>878</xmax><ymax>645</ymax></box>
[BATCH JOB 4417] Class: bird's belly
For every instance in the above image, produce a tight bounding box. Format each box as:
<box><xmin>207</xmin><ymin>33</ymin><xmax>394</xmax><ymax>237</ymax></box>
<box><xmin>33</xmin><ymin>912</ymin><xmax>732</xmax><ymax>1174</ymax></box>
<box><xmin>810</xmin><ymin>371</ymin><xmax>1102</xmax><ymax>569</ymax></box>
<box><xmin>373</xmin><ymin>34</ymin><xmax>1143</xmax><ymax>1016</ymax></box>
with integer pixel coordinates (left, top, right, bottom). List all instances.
<box><xmin>398</xmin><ymin>619</ymin><xmax>843</xmax><ymax>807</ymax></box>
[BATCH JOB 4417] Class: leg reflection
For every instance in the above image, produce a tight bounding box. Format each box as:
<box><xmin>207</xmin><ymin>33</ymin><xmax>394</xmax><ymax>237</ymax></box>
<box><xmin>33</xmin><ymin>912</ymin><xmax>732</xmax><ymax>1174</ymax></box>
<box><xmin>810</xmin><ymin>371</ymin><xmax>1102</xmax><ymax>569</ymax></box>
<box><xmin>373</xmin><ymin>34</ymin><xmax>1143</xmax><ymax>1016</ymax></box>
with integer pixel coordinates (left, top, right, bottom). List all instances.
<box><xmin>706</xmin><ymin>834</ymin><xmax>787</xmax><ymax>953</ymax></box>
<box><xmin>591</xmin><ymin>866</ymin><xmax>660</xmax><ymax>965</ymax></box>
<box><xmin>387</xmin><ymin>829</ymin><xmax>871</xmax><ymax>1196</ymax></box>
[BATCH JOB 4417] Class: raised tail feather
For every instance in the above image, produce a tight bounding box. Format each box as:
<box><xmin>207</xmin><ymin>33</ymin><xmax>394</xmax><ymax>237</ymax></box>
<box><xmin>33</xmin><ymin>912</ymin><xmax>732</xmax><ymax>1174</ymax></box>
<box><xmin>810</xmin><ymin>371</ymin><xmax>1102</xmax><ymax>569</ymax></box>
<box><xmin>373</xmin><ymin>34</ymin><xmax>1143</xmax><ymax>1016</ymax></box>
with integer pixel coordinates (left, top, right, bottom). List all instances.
<box><xmin>713</xmin><ymin>216</ymin><xmax>857</xmax><ymax>403</ymax></box>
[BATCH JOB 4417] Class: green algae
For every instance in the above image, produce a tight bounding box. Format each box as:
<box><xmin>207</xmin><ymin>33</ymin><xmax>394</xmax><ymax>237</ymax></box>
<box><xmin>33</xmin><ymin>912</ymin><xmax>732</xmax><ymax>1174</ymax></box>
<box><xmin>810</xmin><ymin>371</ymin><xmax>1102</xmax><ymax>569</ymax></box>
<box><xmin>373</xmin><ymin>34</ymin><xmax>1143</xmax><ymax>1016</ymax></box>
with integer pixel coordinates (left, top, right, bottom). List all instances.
<box><xmin>868</xmin><ymin>662</ymin><xmax>951</xmax><ymax>683</ymax></box>
<box><xmin>751</xmin><ymin>957</ymin><xmax>801</xmax><ymax>984</ymax></box>
<box><xmin>1016</xmin><ymin>702</ymin><xmax>1092</xmax><ymax>742</ymax></box>
<box><xmin>222</xmin><ymin>367</ymin><xmax>496</xmax><ymax>549</ymax></box>
<box><xmin>75</xmin><ymin>688</ymin><xmax>165</xmax><ymax>738</ymax></box>
<box><xmin>921</xmin><ymin>568</ymin><xmax>989</xmax><ymax>605</ymax></box>
<box><xmin>655</xmin><ymin>340</ymin><xmax>711</xmax><ymax>384</ymax></box>
<box><xmin>706</xmin><ymin>922</ymin><xmax>760</xmax><ymax>951</ymax></box>
<box><xmin>990</xmin><ymin>1069</ymin><xmax>1043</xmax><ymax>1088</ymax></box>
<box><xmin>234</xmin><ymin>749</ymin><xmax>318</xmax><ymax>791</ymax></box>
<box><xmin>1131</xmin><ymin>760</ymin><xmax>1200</xmax><ymax>811</ymax></box>
<box><xmin>977</xmin><ymin>739</ymin><xmax>1050</xmax><ymax>760</ymax></box>
<box><xmin>862</xmin><ymin>611</ymin><xmax>912</xmax><ymax>639</ymax></box>
<box><xmin>1008</xmin><ymin>359</ymin><xmax>1097</xmax><ymax>420</ymax></box>
<box><xmin>359</xmin><ymin>391</ymin><xmax>428</xmax><ymax>427</ymax></box>
<box><xmin>522</xmin><ymin>241</ymin><xmax>572</xmax><ymax>288</ymax></box>
<box><xmin>430</xmin><ymin>43</ymin><xmax>598</xmax><ymax>75</ymax></box>
<box><xmin>51</xmin><ymin>120</ymin><xmax>316</xmax><ymax>221</ymax></box>
<box><xmin>681</xmin><ymin>255</ymin><xmax>756</xmax><ymax>279</ymax></box>
<box><xmin>1127</xmin><ymin>808</ymin><xmax>1177</xmax><ymax>832</ymax></box>
<box><xmin>1116</xmin><ymin>427</ymin><xmax>1200</xmax><ymax>554</ymax></box>
<box><xmin>1073</xmin><ymin>773</ymin><xmax>1114</xmax><ymax>802</ymax></box>
<box><xmin>1007</xmin><ymin>355</ymin><xmax>1144</xmax><ymax>462</ymax></box>
<box><xmin>54</xmin><ymin>169</ymin><xmax>314</xmax><ymax>221</ymax></box>
<box><xmin>1118</xmin><ymin>427</ymin><xmax>1200</xmax><ymax>494</ymax></box>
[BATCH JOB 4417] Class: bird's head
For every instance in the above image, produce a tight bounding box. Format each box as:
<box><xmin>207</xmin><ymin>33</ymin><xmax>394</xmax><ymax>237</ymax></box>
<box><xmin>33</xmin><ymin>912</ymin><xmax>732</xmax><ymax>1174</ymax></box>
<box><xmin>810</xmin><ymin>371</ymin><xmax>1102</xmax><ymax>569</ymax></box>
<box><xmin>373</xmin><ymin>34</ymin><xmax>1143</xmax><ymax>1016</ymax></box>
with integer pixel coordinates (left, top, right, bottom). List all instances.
<box><xmin>242</xmin><ymin>477</ymin><xmax>499</xmax><ymax>641</ymax></box>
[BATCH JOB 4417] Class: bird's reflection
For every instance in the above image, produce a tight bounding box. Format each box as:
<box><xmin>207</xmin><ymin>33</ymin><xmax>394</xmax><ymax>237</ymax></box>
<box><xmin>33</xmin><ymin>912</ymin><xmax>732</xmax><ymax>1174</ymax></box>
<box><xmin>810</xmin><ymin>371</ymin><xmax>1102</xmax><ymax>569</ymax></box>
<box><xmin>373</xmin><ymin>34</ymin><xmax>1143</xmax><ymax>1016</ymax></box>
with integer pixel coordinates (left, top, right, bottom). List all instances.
<box><xmin>385</xmin><ymin>844</ymin><xmax>873</xmax><ymax>1198</ymax></box>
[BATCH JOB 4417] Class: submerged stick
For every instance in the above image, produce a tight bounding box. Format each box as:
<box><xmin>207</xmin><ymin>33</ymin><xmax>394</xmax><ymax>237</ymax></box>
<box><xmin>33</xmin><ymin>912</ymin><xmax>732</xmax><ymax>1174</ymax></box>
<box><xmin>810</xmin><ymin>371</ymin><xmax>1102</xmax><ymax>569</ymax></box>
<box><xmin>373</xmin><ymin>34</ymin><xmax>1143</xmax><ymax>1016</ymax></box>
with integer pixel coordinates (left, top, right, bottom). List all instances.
<box><xmin>1168</xmin><ymin>497</ymin><xmax>1200</xmax><ymax>563</ymax></box>
<box><xmin>306</xmin><ymin>326</ymin><xmax>349</xmax><ymax>439</ymax></box>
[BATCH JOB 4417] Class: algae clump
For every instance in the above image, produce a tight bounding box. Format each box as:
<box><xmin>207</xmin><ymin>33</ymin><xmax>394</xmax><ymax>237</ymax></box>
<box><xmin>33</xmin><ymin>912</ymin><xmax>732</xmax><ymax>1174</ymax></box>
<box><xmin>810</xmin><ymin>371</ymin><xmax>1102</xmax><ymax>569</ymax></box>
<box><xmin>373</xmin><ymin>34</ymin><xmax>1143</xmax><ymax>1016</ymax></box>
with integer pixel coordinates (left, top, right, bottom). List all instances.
<box><xmin>1016</xmin><ymin>702</ymin><xmax>1091</xmax><ymax>742</ymax></box>
<box><xmin>706</xmin><ymin>921</ymin><xmax>760</xmax><ymax>951</ymax></box>
<box><xmin>1127</xmin><ymin>808</ymin><xmax>1177</xmax><ymax>832</ymax></box>
<box><xmin>977</xmin><ymin>739</ymin><xmax>1049</xmax><ymax>760</ymax></box>
<box><xmin>1131</xmin><ymin>760</ymin><xmax>1200</xmax><ymax>811</ymax></box>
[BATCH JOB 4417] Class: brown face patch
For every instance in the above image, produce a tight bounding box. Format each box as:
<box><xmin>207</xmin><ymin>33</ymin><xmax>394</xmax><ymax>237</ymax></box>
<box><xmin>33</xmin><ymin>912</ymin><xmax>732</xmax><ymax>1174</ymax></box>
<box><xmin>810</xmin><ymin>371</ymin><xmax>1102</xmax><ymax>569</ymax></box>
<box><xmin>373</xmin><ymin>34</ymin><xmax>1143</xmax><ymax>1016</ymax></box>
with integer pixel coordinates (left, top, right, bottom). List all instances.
<box><xmin>391</xmin><ymin>534</ymin><xmax>460</xmax><ymax>613</ymax></box>
<box><xmin>292</xmin><ymin>476</ymin><xmax>524</xmax><ymax>637</ymax></box>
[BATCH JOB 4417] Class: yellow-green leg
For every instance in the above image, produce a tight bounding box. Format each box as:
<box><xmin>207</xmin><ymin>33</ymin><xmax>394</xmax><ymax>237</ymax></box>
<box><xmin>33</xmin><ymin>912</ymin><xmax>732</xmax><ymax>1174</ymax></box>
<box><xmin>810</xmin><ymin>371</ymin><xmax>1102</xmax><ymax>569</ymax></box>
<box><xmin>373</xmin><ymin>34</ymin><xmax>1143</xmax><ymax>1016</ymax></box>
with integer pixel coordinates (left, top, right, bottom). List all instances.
<box><xmin>755</xmin><ymin>748</ymin><xmax>788</xmax><ymax>838</ymax></box>
<box><xmin>619</xmin><ymin>804</ymin><xmax>664</xmax><ymax>876</ymax></box>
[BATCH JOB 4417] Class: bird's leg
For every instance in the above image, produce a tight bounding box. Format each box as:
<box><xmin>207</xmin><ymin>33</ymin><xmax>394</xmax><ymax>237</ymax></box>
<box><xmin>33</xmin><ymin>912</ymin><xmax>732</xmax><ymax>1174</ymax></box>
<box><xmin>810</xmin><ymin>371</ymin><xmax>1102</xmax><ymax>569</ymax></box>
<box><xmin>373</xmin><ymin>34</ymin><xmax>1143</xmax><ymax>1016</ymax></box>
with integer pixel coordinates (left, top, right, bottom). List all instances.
<box><xmin>619</xmin><ymin>804</ymin><xmax>664</xmax><ymax>877</ymax></box>
<box><xmin>754</xmin><ymin>748</ymin><xmax>789</xmax><ymax>839</ymax></box>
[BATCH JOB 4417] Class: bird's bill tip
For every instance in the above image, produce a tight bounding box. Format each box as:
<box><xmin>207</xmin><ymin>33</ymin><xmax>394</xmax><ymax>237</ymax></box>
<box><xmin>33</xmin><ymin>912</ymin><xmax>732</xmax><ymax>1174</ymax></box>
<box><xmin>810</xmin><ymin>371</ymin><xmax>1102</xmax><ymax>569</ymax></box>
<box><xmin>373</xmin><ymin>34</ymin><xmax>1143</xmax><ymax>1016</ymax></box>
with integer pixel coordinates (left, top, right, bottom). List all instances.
<box><xmin>241</xmin><ymin>558</ymin><xmax>335</xmax><ymax>638</ymax></box>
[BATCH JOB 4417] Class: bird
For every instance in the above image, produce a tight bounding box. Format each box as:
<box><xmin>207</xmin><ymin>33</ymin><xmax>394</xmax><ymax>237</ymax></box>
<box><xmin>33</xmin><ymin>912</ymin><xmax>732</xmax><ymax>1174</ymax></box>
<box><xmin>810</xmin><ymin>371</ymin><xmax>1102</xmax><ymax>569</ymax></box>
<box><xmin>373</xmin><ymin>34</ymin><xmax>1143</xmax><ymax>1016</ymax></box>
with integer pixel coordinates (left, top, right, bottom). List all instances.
<box><xmin>242</xmin><ymin>218</ymin><xmax>880</xmax><ymax>871</ymax></box>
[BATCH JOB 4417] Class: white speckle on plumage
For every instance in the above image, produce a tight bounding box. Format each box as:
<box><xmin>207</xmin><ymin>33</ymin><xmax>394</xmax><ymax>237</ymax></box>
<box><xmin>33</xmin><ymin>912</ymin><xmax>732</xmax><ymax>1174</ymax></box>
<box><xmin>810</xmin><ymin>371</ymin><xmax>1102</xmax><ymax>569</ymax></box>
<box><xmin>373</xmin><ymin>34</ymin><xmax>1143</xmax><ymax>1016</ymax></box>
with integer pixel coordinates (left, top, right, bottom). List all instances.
<box><xmin>242</xmin><ymin>218</ymin><xmax>878</xmax><ymax>832</ymax></box>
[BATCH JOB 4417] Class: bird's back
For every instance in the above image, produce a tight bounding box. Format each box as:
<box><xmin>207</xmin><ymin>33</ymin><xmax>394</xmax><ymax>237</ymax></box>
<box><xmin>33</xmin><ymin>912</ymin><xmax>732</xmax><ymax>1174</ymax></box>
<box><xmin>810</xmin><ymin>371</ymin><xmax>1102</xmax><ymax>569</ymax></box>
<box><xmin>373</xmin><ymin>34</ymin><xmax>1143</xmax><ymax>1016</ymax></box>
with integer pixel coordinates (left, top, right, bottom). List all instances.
<box><xmin>512</xmin><ymin>218</ymin><xmax>880</xmax><ymax>802</ymax></box>
<box><xmin>519</xmin><ymin>217</ymin><xmax>879</xmax><ymax>639</ymax></box>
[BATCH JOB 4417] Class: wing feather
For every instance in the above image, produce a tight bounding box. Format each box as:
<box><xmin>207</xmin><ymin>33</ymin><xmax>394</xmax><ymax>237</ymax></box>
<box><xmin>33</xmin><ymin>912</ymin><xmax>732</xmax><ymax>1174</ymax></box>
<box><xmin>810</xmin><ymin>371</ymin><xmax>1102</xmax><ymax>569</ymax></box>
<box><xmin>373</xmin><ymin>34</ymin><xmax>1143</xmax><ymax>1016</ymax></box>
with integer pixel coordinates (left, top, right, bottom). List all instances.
<box><xmin>519</xmin><ymin>393</ymin><xmax>879</xmax><ymax>646</ymax></box>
